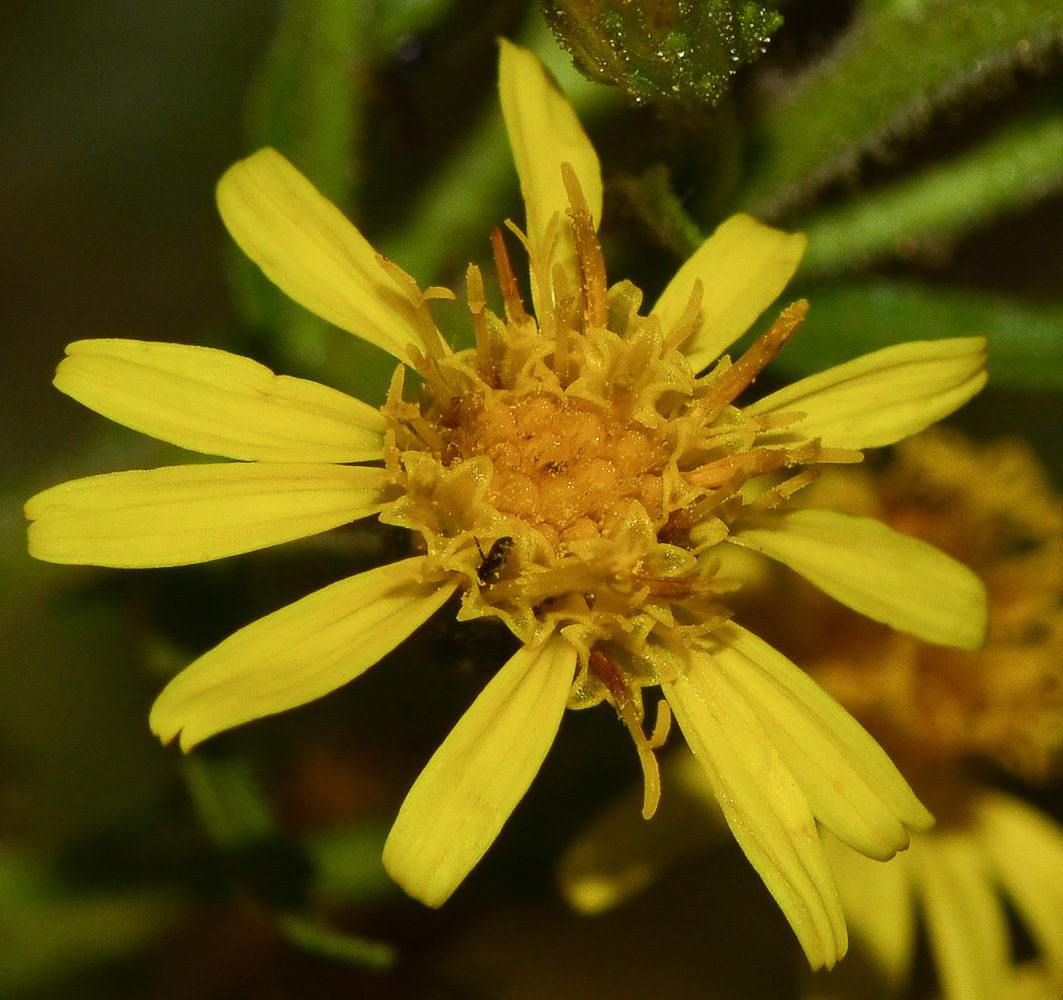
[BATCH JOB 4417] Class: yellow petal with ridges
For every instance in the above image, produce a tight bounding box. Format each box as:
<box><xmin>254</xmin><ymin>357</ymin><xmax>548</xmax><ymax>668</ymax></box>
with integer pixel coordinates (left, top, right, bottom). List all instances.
<box><xmin>730</xmin><ymin>509</ymin><xmax>988</xmax><ymax>650</ymax></box>
<box><xmin>55</xmin><ymin>339</ymin><xmax>385</xmax><ymax>463</ymax></box>
<box><xmin>747</xmin><ymin>337</ymin><xmax>987</xmax><ymax>449</ymax></box>
<box><xmin>651</xmin><ymin>215</ymin><xmax>807</xmax><ymax>372</ymax></box>
<box><xmin>26</xmin><ymin>464</ymin><xmax>391</xmax><ymax>567</ymax></box>
<box><xmin>499</xmin><ymin>39</ymin><xmax>602</xmax><ymax>311</ymax></box>
<box><xmin>150</xmin><ymin>556</ymin><xmax>458</xmax><ymax>749</ymax></box>
<box><xmin>217</xmin><ymin>148</ymin><xmax>426</xmax><ymax>360</ymax></box>
<box><xmin>708</xmin><ymin>623</ymin><xmax>932</xmax><ymax>858</ymax></box>
<box><xmin>663</xmin><ymin>644</ymin><xmax>848</xmax><ymax>971</ymax></box>
<box><xmin>383</xmin><ymin>632</ymin><xmax>576</xmax><ymax>907</ymax></box>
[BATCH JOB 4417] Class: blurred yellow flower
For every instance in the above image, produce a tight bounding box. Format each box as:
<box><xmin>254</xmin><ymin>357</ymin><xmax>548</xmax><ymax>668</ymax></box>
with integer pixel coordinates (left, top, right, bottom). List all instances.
<box><xmin>25</xmin><ymin>42</ymin><xmax>989</xmax><ymax>968</ymax></box>
<box><xmin>762</xmin><ymin>430</ymin><xmax>1063</xmax><ymax>996</ymax></box>
<box><xmin>821</xmin><ymin>791</ymin><xmax>1063</xmax><ymax>1000</ymax></box>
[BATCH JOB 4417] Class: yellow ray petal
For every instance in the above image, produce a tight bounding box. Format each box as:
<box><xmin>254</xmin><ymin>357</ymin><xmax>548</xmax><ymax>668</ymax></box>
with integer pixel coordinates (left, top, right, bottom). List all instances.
<box><xmin>747</xmin><ymin>337</ymin><xmax>987</xmax><ymax>449</ymax></box>
<box><xmin>916</xmin><ymin>835</ymin><xmax>1009</xmax><ymax>1000</ymax></box>
<box><xmin>663</xmin><ymin>646</ymin><xmax>848</xmax><ymax>971</ymax></box>
<box><xmin>977</xmin><ymin>792</ymin><xmax>1063</xmax><ymax>980</ymax></box>
<box><xmin>150</xmin><ymin>556</ymin><xmax>458</xmax><ymax>749</ymax></box>
<box><xmin>26</xmin><ymin>463</ymin><xmax>391</xmax><ymax>567</ymax></box>
<box><xmin>651</xmin><ymin>215</ymin><xmax>806</xmax><ymax>372</ymax></box>
<box><xmin>498</xmin><ymin>40</ymin><xmax>602</xmax><ymax>311</ymax></box>
<box><xmin>383</xmin><ymin>632</ymin><xmax>576</xmax><ymax>907</ymax></box>
<box><xmin>730</xmin><ymin>509</ymin><xmax>988</xmax><ymax>650</ymax></box>
<box><xmin>217</xmin><ymin>148</ymin><xmax>427</xmax><ymax>361</ymax></box>
<box><xmin>54</xmin><ymin>339</ymin><xmax>385</xmax><ymax>463</ymax></box>
<box><xmin>708</xmin><ymin>623</ymin><xmax>932</xmax><ymax>857</ymax></box>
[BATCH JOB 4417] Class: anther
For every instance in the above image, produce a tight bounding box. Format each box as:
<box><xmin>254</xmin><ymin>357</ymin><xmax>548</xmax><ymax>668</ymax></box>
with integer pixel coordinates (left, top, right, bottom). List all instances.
<box><xmin>490</xmin><ymin>227</ymin><xmax>530</xmax><ymax>326</ymax></box>
<box><xmin>704</xmin><ymin>300</ymin><xmax>809</xmax><ymax>418</ymax></box>
<box><xmin>561</xmin><ymin>162</ymin><xmax>608</xmax><ymax>331</ymax></box>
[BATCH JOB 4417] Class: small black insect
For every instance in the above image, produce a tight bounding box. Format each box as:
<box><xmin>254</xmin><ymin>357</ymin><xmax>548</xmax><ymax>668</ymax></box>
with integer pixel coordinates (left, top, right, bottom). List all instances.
<box><xmin>476</xmin><ymin>536</ymin><xmax>515</xmax><ymax>585</ymax></box>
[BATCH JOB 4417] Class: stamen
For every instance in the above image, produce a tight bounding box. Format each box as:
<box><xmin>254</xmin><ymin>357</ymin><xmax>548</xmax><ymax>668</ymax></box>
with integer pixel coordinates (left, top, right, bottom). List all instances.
<box><xmin>746</xmin><ymin>469</ymin><xmax>820</xmax><ymax>513</ymax></box>
<box><xmin>385</xmin><ymin>362</ymin><xmax>407</xmax><ymax>405</ymax></box>
<box><xmin>662</xmin><ymin>278</ymin><xmax>705</xmax><ymax>353</ymax></box>
<box><xmin>648</xmin><ymin>698</ymin><xmax>672</xmax><ymax>750</ymax></box>
<box><xmin>634</xmin><ymin>723</ymin><xmax>663</xmax><ymax>820</ymax></box>
<box><xmin>686</xmin><ymin>446</ymin><xmax>793</xmax><ymax>489</ymax></box>
<box><xmin>406</xmin><ymin>343</ymin><xmax>453</xmax><ymax>412</ymax></box>
<box><xmin>561</xmin><ymin>162</ymin><xmax>608</xmax><ymax>331</ymax></box>
<box><xmin>703</xmin><ymin>300</ymin><xmax>809</xmax><ymax>418</ymax></box>
<box><xmin>628</xmin><ymin>573</ymin><xmax>723</xmax><ymax>600</ymax></box>
<box><xmin>490</xmin><ymin>227</ymin><xmax>530</xmax><ymax>326</ymax></box>
<box><xmin>377</xmin><ymin>254</ymin><xmax>452</xmax><ymax>362</ymax></box>
<box><xmin>636</xmin><ymin>700</ymin><xmax>673</xmax><ymax>817</ymax></box>
<box><xmin>551</xmin><ymin>261</ymin><xmax>578</xmax><ymax>385</ymax></box>
<box><xmin>755</xmin><ymin>410</ymin><xmax>805</xmax><ymax>431</ymax></box>
<box><xmin>507</xmin><ymin>215</ymin><xmax>558</xmax><ymax>334</ymax></box>
<box><xmin>466</xmin><ymin>263</ymin><xmax>497</xmax><ymax>385</ymax></box>
<box><xmin>590</xmin><ymin>647</ymin><xmax>668</xmax><ymax>820</ymax></box>
<box><xmin>402</xmin><ymin>414</ymin><xmax>449</xmax><ymax>455</ymax></box>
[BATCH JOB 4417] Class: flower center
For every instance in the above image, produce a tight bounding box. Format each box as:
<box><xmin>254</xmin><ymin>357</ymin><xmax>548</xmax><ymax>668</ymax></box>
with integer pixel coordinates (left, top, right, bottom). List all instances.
<box><xmin>378</xmin><ymin>183</ymin><xmax>820</xmax><ymax>647</ymax></box>
<box><xmin>459</xmin><ymin>391</ymin><xmax>664</xmax><ymax>548</ymax></box>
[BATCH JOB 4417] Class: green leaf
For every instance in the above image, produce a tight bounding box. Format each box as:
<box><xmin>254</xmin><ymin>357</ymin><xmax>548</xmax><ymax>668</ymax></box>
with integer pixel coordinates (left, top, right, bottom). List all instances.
<box><xmin>779</xmin><ymin>280</ymin><xmax>1063</xmax><ymax>390</ymax></box>
<box><xmin>797</xmin><ymin>105</ymin><xmax>1063</xmax><ymax>277</ymax></box>
<box><xmin>245</xmin><ymin>0</ymin><xmax>365</xmax><ymax>207</ymax></box>
<box><xmin>305</xmin><ymin>823</ymin><xmax>395</xmax><ymax>903</ymax></box>
<box><xmin>541</xmin><ymin>0</ymin><xmax>782</xmax><ymax>105</ymax></box>
<box><xmin>740</xmin><ymin>0</ymin><xmax>1063</xmax><ymax>214</ymax></box>
<box><xmin>276</xmin><ymin>911</ymin><xmax>395</xmax><ymax>970</ymax></box>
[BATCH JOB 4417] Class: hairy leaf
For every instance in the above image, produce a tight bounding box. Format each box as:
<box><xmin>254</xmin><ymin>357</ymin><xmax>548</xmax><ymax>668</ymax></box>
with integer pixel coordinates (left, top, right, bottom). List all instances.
<box><xmin>798</xmin><ymin>106</ymin><xmax>1063</xmax><ymax>276</ymax></box>
<box><xmin>741</xmin><ymin>0</ymin><xmax>1063</xmax><ymax>214</ymax></box>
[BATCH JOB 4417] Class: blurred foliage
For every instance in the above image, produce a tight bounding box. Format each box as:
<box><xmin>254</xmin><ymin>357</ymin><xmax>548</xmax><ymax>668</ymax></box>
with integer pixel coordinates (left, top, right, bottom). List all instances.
<box><xmin>4</xmin><ymin>0</ymin><xmax>1063</xmax><ymax>996</ymax></box>
<box><xmin>231</xmin><ymin>0</ymin><xmax>391</xmax><ymax>403</ymax></box>
<box><xmin>0</xmin><ymin>853</ymin><xmax>181</xmax><ymax>997</ymax></box>
<box><xmin>181</xmin><ymin>754</ymin><xmax>395</xmax><ymax>968</ymax></box>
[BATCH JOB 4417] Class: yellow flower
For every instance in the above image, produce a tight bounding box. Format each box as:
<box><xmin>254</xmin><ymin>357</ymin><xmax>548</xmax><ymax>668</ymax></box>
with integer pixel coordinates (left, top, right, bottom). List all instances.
<box><xmin>25</xmin><ymin>42</ymin><xmax>988</xmax><ymax>968</ymax></box>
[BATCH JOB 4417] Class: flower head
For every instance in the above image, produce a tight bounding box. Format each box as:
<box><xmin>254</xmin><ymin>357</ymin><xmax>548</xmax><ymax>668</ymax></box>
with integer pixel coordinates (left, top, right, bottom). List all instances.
<box><xmin>25</xmin><ymin>41</ymin><xmax>989</xmax><ymax>968</ymax></box>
